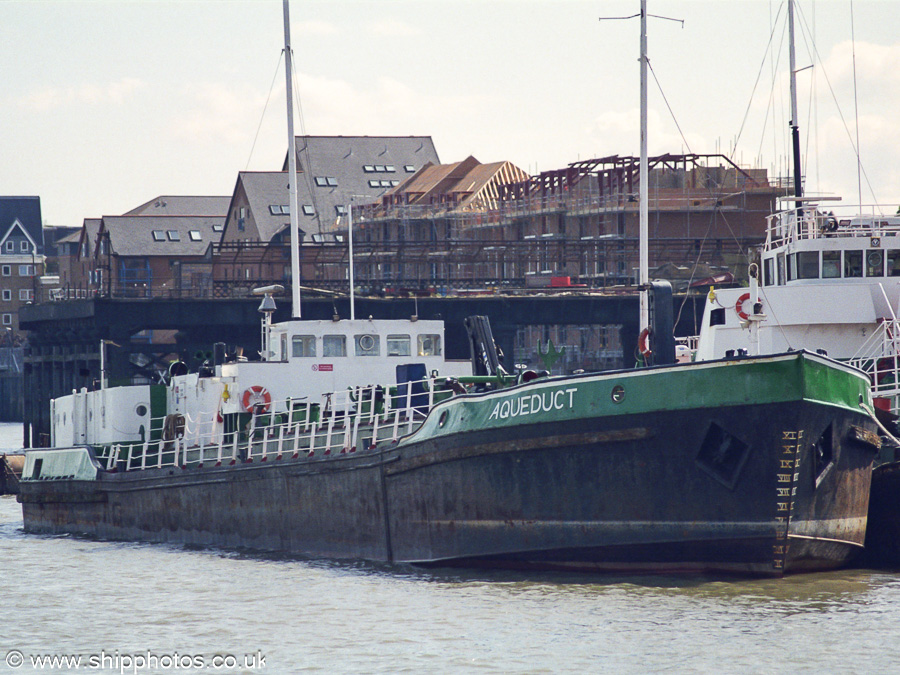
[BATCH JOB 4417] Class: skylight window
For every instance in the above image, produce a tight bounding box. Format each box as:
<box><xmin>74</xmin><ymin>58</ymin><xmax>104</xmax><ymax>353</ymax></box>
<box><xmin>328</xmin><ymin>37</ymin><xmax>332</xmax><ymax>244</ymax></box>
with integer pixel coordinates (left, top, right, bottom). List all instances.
<box><xmin>152</xmin><ymin>231</ymin><xmax>165</xmax><ymax>241</ymax></box>
<box><xmin>335</xmin><ymin>205</ymin><xmax>347</xmax><ymax>216</ymax></box>
<box><xmin>212</xmin><ymin>224</ymin><xmax>224</xmax><ymax>232</ymax></box>
<box><xmin>269</xmin><ymin>204</ymin><xmax>290</xmax><ymax>215</ymax></box>
<box><xmin>385</xmin><ymin>165</ymin><xmax>395</xmax><ymax>172</ymax></box>
<box><xmin>368</xmin><ymin>180</ymin><xmax>381</xmax><ymax>188</ymax></box>
<box><xmin>315</xmin><ymin>176</ymin><xmax>338</xmax><ymax>187</ymax></box>
<box><xmin>189</xmin><ymin>230</ymin><xmax>201</xmax><ymax>241</ymax></box>
<box><xmin>167</xmin><ymin>230</ymin><xmax>180</xmax><ymax>241</ymax></box>
<box><xmin>404</xmin><ymin>165</ymin><xmax>415</xmax><ymax>172</ymax></box>
<box><xmin>302</xmin><ymin>205</ymin><xmax>315</xmax><ymax>216</ymax></box>
<box><xmin>363</xmin><ymin>165</ymin><xmax>376</xmax><ymax>173</ymax></box>
<box><xmin>374</xmin><ymin>165</ymin><xmax>386</xmax><ymax>172</ymax></box>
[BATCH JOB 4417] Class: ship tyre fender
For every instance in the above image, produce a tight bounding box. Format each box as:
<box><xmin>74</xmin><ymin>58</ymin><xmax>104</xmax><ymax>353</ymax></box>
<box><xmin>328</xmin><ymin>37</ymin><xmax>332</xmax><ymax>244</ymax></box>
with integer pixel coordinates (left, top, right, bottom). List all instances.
<box><xmin>242</xmin><ymin>385</ymin><xmax>272</xmax><ymax>413</ymax></box>
<box><xmin>734</xmin><ymin>292</ymin><xmax>759</xmax><ymax>321</ymax></box>
<box><xmin>638</xmin><ymin>327</ymin><xmax>652</xmax><ymax>358</ymax></box>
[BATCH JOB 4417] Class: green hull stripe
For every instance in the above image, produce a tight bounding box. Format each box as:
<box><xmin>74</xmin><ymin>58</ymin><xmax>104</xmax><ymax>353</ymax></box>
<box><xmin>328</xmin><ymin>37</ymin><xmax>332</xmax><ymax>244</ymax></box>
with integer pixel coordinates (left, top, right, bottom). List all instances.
<box><xmin>407</xmin><ymin>353</ymin><xmax>870</xmax><ymax>442</ymax></box>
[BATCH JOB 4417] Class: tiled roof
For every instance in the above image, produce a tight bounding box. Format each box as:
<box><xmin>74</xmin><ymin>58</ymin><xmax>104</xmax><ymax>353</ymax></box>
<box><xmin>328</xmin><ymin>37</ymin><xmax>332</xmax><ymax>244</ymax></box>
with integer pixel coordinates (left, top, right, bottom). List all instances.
<box><xmin>0</xmin><ymin>196</ymin><xmax>43</xmax><ymax>253</ymax></box>
<box><xmin>79</xmin><ymin>219</ymin><xmax>101</xmax><ymax>260</ymax></box>
<box><xmin>384</xmin><ymin>157</ymin><xmax>529</xmax><ymax>212</ymax></box>
<box><xmin>124</xmin><ymin>195</ymin><xmax>231</xmax><ymax>217</ymax></box>
<box><xmin>101</xmin><ymin>215</ymin><xmax>224</xmax><ymax>257</ymax></box>
<box><xmin>228</xmin><ymin>171</ymin><xmax>318</xmax><ymax>243</ymax></box>
<box><xmin>283</xmin><ymin>136</ymin><xmax>440</xmax><ymax>232</ymax></box>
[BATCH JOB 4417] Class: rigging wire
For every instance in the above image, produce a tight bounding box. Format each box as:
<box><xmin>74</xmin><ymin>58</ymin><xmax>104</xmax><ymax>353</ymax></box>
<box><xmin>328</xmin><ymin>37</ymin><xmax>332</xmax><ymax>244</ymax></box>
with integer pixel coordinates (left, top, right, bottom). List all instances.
<box><xmin>793</xmin><ymin>2</ymin><xmax>880</xmax><ymax>206</ymax></box>
<box><xmin>647</xmin><ymin>61</ymin><xmax>751</xmax><ymax>333</ymax></box>
<box><xmin>245</xmin><ymin>52</ymin><xmax>285</xmax><ymax>171</ymax></box>
<box><xmin>288</xmin><ymin>46</ymin><xmax>322</xmax><ymax>233</ymax></box>
<box><xmin>755</xmin><ymin>16</ymin><xmax>788</xmax><ymax>188</ymax></box>
<box><xmin>850</xmin><ymin>0</ymin><xmax>863</xmax><ymax>205</ymax></box>
<box><xmin>728</xmin><ymin>2</ymin><xmax>784</xmax><ymax>165</ymax></box>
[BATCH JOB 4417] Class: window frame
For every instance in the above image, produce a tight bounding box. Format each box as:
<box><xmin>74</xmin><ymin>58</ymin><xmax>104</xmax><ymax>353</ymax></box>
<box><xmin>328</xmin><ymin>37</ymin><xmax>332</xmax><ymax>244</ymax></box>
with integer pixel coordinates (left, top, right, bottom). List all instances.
<box><xmin>354</xmin><ymin>333</ymin><xmax>381</xmax><ymax>357</ymax></box>
<box><xmin>322</xmin><ymin>335</ymin><xmax>347</xmax><ymax>357</ymax></box>
<box><xmin>386</xmin><ymin>334</ymin><xmax>411</xmax><ymax>357</ymax></box>
<box><xmin>291</xmin><ymin>335</ymin><xmax>317</xmax><ymax>358</ymax></box>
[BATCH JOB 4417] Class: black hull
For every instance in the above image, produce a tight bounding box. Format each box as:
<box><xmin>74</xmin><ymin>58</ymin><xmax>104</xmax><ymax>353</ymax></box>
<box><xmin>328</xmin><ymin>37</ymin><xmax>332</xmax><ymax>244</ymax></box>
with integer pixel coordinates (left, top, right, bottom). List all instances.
<box><xmin>19</xmin><ymin>398</ymin><xmax>876</xmax><ymax>577</ymax></box>
<box><xmin>859</xmin><ymin>461</ymin><xmax>900</xmax><ymax>568</ymax></box>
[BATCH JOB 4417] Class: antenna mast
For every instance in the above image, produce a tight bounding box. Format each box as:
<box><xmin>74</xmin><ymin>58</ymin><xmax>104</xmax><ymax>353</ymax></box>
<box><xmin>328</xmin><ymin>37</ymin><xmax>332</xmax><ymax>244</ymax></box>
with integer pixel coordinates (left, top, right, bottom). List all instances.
<box><xmin>283</xmin><ymin>0</ymin><xmax>302</xmax><ymax>318</ymax></box>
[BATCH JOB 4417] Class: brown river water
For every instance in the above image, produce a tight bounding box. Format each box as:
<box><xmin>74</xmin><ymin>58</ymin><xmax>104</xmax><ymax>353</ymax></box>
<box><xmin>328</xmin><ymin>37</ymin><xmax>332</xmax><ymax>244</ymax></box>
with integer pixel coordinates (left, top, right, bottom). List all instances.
<box><xmin>3</xmin><ymin>423</ymin><xmax>900</xmax><ymax>674</ymax></box>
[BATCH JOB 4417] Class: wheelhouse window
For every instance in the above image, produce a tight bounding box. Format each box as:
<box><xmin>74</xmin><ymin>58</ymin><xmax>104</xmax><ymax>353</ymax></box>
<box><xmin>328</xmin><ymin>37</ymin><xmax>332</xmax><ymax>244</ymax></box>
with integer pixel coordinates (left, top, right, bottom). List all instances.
<box><xmin>355</xmin><ymin>334</ymin><xmax>380</xmax><ymax>357</ymax></box>
<box><xmin>292</xmin><ymin>335</ymin><xmax>316</xmax><ymax>357</ymax></box>
<box><xmin>763</xmin><ymin>258</ymin><xmax>775</xmax><ymax>286</ymax></box>
<box><xmin>866</xmin><ymin>250</ymin><xmax>884</xmax><ymax>277</ymax></box>
<box><xmin>387</xmin><ymin>334</ymin><xmax>411</xmax><ymax>356</ymax></box>
<box><xmin>844</xmin><ymin>250</ymin><xmax>863</xmax><ymax>278</ymax></box>
<box><xmin>322</xmin><ymin>335</ymin><xmax>346</xmax><ymax>357</ymax></box>
<box><xmin>822</xmin><ymin>250</ymin><xmax>841</xmax><ymax>278</ymax></box>
<box><xmin>418</xmin><ymin>334</ymin><xmax>441</xmax><ymax>356</ymax></box>
<box><xmin>888</xmin><ymin>250</ymin><xmax>900</xmax><ymax>276</ymax></box>
<box><xmin>797</xmin><ymin>251</ymin><xmax>819</xmax><ymax>279</ymax></box>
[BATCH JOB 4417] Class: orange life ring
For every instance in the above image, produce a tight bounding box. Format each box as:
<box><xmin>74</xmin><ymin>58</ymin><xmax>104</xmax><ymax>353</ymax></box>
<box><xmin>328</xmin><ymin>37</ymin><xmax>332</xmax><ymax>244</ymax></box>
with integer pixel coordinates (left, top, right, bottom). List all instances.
<box><xmin>242</xmin><ymin>385</ymin><xmax>272</xmax><ymax>412</ymax></box>
<box><xmin>638</xmin><ymin>327</ymin><xmax>652</xmax><ymax>357</ymax></box>
<box><xmin>734</xmin><ymin>292</ymin><xmax>757</xmax><ymax>321</ymax></box>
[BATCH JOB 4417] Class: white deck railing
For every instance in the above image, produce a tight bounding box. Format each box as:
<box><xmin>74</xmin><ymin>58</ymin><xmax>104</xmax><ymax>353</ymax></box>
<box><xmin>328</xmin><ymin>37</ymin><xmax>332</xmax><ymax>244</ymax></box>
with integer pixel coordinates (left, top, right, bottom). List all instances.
<box><xmin>846</xmin><ymin>318</ymin><xmax>900</xmax><ymax>413</ymax></box>
<box><xmin>97</xmin><ymin>377</ymin><xmax>450</xmax><ymax>473</ymax></box>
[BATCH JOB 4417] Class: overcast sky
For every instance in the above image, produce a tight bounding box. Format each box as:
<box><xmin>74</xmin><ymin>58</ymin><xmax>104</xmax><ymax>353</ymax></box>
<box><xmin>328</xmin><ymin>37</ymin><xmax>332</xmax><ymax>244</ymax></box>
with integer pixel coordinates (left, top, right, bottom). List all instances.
<box><xmin>4</xmin><ymin>0</ymin><xmax>898</xmax><ymax>227</ymax></box>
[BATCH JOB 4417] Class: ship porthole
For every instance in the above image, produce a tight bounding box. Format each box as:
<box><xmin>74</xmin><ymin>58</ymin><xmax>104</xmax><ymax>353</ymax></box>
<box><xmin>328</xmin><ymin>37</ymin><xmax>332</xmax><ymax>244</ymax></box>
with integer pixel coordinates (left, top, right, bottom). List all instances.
<box><xmin>135</xmin><ymin>404</ymin><xmax>148</xmax><ymax>417</ymax></box>
<box><xmin>438</xmin><ymin>411</ymin><xmax>449</xmax><ymax>428</ymax></box>
<box><xmin>611</xmin><ymin>385</ymin><xmax>625</xmax><ymax>403</ymax></box>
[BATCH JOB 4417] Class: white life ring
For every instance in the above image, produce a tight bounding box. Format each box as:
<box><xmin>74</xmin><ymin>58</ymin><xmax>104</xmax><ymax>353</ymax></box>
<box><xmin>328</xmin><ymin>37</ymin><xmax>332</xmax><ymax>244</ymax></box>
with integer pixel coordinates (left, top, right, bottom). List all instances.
<box><xmin>734</xmin><ymin>293</ymin><xmax>761</xmax><ymax>321</ymax></box>
<box><xmin>638</xmin><ymin>327</ymin><xmax>651</xmax><ymax>358</ymax></box>
<box><xmin>242</xmin><ymin>385</ymin><xmax>272</xmax><ymax>413</ymax></box>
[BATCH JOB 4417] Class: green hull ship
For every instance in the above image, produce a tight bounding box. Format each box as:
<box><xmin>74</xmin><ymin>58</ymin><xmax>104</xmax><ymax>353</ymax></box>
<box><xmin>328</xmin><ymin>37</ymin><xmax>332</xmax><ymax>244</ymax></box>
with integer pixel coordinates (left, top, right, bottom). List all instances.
<box><xmin>19</xmin><ymin>350</ymin><xmax>880</xmax><ymax>576</ymax></box>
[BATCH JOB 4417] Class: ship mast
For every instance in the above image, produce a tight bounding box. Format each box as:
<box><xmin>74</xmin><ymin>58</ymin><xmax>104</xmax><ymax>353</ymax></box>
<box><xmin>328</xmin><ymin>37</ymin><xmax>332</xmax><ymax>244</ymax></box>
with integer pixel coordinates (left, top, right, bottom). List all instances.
<box><xmin>638</xmin><ymin>0</ymin><xmax>649</xmax><ymax>332</ymax></box>
<box><xmin>788</xmin><ymin>0</ymin><xmax>803</xmax><ymax>204</ymax></box>
<box><xmin>283</xmin><ymin>0</ymin><xmax>302</xmax><ymax>318</ymax></box>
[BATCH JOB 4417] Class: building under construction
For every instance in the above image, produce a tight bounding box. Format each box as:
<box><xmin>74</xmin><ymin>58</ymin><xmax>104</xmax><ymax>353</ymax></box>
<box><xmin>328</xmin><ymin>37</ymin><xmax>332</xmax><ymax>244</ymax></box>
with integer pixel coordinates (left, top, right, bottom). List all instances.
<box><xmin>345</xmin><ymin>152</ymin><xmax>786</xmax><ymax>293</ymax></box>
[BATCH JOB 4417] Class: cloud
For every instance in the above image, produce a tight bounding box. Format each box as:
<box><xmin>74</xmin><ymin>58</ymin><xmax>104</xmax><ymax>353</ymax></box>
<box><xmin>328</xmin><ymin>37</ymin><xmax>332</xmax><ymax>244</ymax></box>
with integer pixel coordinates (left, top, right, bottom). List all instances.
<box><xmin>163</xmin><ymin>82</ymin><xmax>269</xmax><ymax>147</ymax></box>
<box><xmin>585</xmin><ymin>108</ymin><xmax>706</xmax><ymax>157</ymax></box>
<box><xmin>369</xmin><ymin>19</ymin><xmax>420</xmax><ymax>38</ymax></box>
<box><xmin>295</xmin><ymin>20</ymin><xmax>338</xmax><ymax>37</ymax></box>
<box><xmin>295</xmin><ymin>73</ymin><xmax>494</xmax><ymax>136</ymax></box>
<box><xmin>17</xmin><ymin>77</ymin><xmax>145</xmax><ymax>111</ymax></box>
